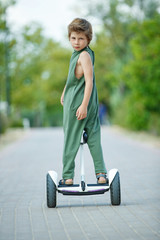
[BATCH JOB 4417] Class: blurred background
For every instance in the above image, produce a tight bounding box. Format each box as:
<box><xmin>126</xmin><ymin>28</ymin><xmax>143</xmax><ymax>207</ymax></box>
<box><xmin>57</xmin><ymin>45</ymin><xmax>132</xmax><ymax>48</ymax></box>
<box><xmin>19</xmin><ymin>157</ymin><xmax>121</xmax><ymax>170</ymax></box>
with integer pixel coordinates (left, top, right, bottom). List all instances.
<box><xmin>0</xmin><ymin>0</ymin><xmax>160</xmax><ymax>135</ymax></box>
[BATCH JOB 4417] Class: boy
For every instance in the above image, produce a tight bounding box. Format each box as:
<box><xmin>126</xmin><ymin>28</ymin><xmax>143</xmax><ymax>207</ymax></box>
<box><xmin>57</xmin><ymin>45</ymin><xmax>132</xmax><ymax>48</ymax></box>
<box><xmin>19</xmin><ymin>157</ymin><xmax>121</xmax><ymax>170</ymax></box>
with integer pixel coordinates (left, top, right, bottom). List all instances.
<box><xmin>60</xmin><ymin>18</ymin><xmax>107</xmax><ymax>185</ymax></box>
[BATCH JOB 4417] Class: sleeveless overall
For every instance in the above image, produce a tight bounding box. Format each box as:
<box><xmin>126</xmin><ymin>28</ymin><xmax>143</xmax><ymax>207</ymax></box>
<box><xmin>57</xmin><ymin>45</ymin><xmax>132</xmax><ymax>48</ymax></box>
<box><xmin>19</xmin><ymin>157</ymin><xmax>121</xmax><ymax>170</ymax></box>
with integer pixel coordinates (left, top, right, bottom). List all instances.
<box><xmin>62</xmin><ymin>46</ymin><xmax>107</xmax><ymax>179</ymax></box>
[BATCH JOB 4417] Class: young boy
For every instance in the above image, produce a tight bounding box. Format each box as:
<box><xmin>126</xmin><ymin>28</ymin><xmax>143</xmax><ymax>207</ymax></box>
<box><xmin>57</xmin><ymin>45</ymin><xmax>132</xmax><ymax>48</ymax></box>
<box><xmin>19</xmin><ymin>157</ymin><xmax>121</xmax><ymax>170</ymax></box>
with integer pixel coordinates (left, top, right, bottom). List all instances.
<box><xmin>60</xmin><ymin>18</ymin><xmax>107</xmax><ymax>185</ymax></box>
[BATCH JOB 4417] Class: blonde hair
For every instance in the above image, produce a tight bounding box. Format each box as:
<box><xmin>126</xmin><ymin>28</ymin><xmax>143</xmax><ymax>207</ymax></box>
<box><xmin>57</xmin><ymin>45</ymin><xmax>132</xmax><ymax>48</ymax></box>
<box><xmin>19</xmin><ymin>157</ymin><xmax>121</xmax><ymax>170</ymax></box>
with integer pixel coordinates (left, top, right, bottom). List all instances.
<box><xmin>68</xmin><ymin>18</ymin><xmax>92</xmax><ymax>44</ymax></box>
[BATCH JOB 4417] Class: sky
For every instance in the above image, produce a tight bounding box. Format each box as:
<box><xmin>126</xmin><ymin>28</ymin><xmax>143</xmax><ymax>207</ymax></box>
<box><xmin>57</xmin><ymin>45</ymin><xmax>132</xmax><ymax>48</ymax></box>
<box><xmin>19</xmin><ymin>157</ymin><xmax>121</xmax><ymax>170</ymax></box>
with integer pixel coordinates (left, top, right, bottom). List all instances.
<box><xmin>6</xmin><ymin>0</ymin><xmax>98</xmax><ymax>45</ymax></box>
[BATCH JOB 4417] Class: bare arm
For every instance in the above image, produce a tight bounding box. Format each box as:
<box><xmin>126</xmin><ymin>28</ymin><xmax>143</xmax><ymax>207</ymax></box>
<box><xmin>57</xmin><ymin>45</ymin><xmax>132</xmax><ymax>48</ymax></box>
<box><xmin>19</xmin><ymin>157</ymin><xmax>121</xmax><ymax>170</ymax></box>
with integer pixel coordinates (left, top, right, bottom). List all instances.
<box><xmin>60</xmin><ymin>85</ymin><xmax>66</xmax><ymax>106</ymax></box>
<box><xmin>76</xmin><ymin>52</ymin><xmax>93</xmax><ymax>120</ymax></box>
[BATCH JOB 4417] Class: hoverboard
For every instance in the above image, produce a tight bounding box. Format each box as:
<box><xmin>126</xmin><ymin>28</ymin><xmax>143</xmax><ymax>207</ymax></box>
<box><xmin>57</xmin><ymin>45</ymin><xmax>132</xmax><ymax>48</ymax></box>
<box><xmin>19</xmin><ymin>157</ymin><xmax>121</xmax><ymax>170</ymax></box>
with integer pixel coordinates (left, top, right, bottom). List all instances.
<box><xmin>46</xmin><ymin>131</ymin><xmax>121</xmax><ymax>207</ymax></box>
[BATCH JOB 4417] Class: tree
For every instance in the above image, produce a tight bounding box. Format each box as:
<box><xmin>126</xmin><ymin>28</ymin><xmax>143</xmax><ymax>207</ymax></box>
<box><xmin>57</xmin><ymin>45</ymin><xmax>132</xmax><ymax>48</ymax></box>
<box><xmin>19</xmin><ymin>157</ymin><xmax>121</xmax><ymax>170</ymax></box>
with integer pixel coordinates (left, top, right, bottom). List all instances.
<box><xmin>81</xmin><ymin>0</ymin><xmax>160</xmax><ymax>134</ymax></box>
<box><xmin>118</xmin><ymin>15</ymin><xmax>160</xmax><ymax>133</ymax></box>
<box><xmin>0</xmin><ymin>0</ymin><xmax>16</xmax><ymax>133</ymax></box>
<box><xmin>11</xmin><ymin>23</ymin><xmax>71</xmax><ymax>126</ymax></box>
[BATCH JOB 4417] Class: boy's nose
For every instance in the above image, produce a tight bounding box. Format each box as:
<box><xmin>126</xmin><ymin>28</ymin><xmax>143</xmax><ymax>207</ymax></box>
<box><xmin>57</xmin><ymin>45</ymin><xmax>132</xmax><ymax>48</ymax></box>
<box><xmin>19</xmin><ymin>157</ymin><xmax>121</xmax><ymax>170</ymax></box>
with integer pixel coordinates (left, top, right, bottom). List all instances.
<box><xmin>75</xmin><ymin>39</ymin><xmax>79</xmax><ymax>44</ymax></box>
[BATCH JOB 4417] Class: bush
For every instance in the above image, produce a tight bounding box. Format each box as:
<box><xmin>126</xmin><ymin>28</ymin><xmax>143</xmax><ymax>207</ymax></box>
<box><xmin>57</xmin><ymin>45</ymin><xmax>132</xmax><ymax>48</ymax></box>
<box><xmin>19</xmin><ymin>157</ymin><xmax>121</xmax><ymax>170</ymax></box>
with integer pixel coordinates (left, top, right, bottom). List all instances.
<box><xmin>113</xmin><ymin>16</ymin><xmax>160</xmax><ymax>135</ymax></box>
<box><xmin>0</xmin><ymin>113</ymin><xmax>9</xmax><ymax>134</ymax></box>
<box><xmin>148</xmin><ymin>113</ymin><xmax>160</xmax><ymax>135</ymax></box>
<box><xmin>9</xmin><ymin>118</ymin><xmax>23</xmax><ymax>128</ymax></box>
<box><xmin>47</xmin><ymin>111</ymin><xmax>63</xmax><ymax>127</ymax></box>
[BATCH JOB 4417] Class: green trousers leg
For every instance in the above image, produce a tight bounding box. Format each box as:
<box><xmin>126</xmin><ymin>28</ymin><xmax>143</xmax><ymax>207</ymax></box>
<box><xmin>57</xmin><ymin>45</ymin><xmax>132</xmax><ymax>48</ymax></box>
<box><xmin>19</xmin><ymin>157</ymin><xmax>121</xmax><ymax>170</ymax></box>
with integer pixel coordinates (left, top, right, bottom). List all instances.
<box><xmin>62</xmin><ymin>111</ymin><xmax>107</xmax><ymax>179</ymax></box>
<box><xmin>85</xmin><ymin>118</ymin><xmax>107</xmax><ymax>175</ymax></box>
<box><xmin>62</xmin><ymin>111</ymin><xmax>86</xmax><ymax>179</ymax></box>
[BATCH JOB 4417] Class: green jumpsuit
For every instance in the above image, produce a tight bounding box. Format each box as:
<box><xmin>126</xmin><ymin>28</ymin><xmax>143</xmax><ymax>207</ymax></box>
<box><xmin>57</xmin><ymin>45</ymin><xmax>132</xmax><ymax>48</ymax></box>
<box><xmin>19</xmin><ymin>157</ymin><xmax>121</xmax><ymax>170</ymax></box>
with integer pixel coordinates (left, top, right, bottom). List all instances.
<box><xmin>62</xmin><ymin>46</ymin><xmax>107</xmax><ymax>179</ymax></box>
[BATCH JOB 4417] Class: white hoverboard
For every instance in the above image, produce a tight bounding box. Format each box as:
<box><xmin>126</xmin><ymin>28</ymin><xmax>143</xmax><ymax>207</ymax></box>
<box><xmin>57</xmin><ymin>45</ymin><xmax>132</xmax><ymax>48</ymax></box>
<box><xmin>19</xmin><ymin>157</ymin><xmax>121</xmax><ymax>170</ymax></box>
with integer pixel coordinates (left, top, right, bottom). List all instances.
<box><xmin>46</xmin><ymin>132</ymin><xmax>121</xmax><ymax>208</ymax></box>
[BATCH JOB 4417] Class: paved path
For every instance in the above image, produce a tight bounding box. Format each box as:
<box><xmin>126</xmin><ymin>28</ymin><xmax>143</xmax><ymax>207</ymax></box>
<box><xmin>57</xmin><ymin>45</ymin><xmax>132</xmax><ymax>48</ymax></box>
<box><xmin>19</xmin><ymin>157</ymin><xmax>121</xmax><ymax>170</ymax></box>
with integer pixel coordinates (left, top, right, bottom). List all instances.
<box><xmin>0</xmin><ymin>127</ymin><xmax>160</xmax><ymax>240</ymax></box>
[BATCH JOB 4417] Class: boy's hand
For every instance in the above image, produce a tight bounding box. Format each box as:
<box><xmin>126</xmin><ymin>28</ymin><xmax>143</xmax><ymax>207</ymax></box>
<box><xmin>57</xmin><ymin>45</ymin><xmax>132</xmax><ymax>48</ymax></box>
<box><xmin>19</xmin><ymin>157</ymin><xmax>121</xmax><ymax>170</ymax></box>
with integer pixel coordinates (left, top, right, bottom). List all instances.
<box><xmin>76</xmin><ymin>104</ymin><xmax>87</xmax><ymax>120</ymax></box>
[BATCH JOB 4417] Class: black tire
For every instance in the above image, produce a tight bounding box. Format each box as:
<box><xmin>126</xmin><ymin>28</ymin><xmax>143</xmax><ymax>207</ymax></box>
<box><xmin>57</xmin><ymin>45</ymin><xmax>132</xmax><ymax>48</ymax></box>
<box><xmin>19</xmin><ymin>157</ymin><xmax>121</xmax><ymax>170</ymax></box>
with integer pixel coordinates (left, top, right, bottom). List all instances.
<box><xmin>46</xmin><ymin>173</ymin><xmax>57</xmax><ymax>208</ymax></box>
<box><xmin>110</xmin><ymin>171</ymin><xmax>121</xmax><ymax>205</ymax></box>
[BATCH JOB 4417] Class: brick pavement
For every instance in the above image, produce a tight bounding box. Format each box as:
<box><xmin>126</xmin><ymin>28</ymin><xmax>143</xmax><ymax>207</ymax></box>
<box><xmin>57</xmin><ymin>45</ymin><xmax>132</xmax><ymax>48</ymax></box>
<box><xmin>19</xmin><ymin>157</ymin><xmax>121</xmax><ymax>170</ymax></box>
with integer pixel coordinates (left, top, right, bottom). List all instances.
<box><xmin>0</xmin><ymin>127</ymin><xmax>160</xmax><ymax>240</ymax></box>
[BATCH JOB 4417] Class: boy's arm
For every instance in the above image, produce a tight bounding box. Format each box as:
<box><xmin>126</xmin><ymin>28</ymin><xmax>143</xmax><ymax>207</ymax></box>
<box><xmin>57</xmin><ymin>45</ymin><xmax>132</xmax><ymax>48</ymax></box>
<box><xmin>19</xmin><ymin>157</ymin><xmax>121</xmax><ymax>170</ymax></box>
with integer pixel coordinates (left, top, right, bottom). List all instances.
<box><xmin>60</xmin><ymin>85</ymin><xmax>66</xmax><ymax>106</ymax></box>
<box><xmin>76</xmin><ymin>52</ymin><xmax>93</xmax><ymax>120</ymax></box>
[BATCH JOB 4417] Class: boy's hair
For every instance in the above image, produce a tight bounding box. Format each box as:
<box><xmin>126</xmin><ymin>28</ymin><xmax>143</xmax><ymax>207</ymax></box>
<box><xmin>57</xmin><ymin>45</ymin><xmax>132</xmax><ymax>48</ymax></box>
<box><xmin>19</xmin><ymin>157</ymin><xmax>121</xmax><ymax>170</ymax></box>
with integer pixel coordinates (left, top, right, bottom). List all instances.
<box><xmin>68</xmin><ymin>18</ymin><xmax>92</xmax><ymax>44</ymax></box>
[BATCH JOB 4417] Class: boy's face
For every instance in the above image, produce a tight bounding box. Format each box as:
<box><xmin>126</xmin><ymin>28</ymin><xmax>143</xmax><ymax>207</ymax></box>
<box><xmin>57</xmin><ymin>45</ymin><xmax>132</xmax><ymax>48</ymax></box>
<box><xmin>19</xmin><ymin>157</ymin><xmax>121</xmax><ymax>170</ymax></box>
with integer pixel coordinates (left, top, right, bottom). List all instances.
<box><xmin>69</xmin><ymin>32</ymin><xmax>88</xmax><ymax>51</ymax></box>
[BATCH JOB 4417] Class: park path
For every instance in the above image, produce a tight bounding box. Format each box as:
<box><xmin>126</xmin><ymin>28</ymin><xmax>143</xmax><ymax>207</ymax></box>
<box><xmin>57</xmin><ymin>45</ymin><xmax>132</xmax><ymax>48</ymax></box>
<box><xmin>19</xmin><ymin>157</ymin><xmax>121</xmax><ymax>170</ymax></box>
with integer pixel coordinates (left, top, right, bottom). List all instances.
<box><xmin>0</xmin><ymin>127</ymin><xmax>160</xmax><ymax>240</ymax></box>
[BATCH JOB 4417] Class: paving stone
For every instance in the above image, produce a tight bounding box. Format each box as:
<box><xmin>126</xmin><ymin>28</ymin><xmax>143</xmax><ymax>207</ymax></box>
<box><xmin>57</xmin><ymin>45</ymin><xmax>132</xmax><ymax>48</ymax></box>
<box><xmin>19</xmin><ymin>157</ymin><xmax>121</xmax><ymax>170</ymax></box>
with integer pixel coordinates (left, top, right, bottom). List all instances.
<box><xmin>0</xmin><ymin>127</ymin><xmax>160</xmax><ymax>240</ymax></box>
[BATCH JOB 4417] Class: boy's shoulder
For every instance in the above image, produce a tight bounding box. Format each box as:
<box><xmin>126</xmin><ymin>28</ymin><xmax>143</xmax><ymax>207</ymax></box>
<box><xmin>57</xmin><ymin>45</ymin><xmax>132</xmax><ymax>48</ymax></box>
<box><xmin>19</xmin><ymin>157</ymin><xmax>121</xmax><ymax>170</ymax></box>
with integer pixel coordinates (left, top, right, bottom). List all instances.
<box><xmin>79</xmin><ymin>49</ymin><xmax>91</xmax><ymax>61</ymax></box>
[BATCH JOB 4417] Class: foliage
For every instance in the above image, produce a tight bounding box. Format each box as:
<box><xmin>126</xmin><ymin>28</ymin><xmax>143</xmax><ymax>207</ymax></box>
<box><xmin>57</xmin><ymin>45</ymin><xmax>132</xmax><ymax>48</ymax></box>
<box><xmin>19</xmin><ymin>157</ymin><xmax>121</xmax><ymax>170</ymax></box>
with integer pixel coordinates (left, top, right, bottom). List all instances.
<box><xmin>0</xmin><ymin>112</ymin><xmax>8</xmax><ymax>133</ymax></box>
<box><xmin>11</xmin><ymin>24</ymin><xmax>71</xmax><ymax>126</ymax></box>
<box><xmin>0</xmin><ymin>0</ymin><xmax>16</xmax><ymax>133</ymax></box>
<box><xmin>84</xmin><ymin>0</ymin><xmax>160</xmax><ymax>134</ymax></box>
<box><xmin>91</xmin><ymin>32</ymin><xmax>115</xmax><ymax>108</ymax></box>
<box><xmin>116</xmin><ymin>16</ymin><xmax>160</xmax><ymax>133</ymax></box>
